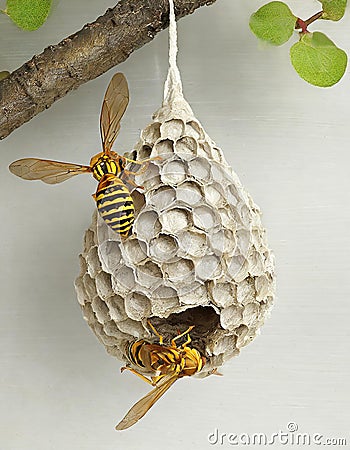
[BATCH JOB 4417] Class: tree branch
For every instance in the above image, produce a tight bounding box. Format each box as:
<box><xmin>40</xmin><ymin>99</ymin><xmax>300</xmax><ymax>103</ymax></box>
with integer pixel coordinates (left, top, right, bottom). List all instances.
<box><xmin>0</xmin><ymin>0</ymin><xmax>218</xmax><ymax>140</ymax></box>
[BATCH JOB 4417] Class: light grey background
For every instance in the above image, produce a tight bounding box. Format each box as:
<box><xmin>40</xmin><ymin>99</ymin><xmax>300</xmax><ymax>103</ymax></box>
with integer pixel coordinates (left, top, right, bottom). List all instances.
<box><xmin>1</xmin><ymin>1</ymin><xmax>349</xmax><ymax>448</ymax></box>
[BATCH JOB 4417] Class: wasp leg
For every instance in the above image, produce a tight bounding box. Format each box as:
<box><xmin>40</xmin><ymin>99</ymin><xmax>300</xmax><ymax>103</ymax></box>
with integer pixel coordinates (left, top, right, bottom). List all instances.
<box><xmin>127</xmin><ymin>161</ymin><xmax>151</xmax><ymax>177</ymax></box>
<box><xmin>121</xmin><ymin>156</ymin><xmax>162</xmax><ymax>187</ymax></box>
<box><xmin>180</xmin><ymin>333</ymin><xmax>192</xmax><ymax>348</ymax></box>
<box><xmin>120</xmin><ymin>170</ymin><xmax>144</xmax><ymax>189</ymax></box>
<box><xmin>147</xmin><ymin>320</ymin><xmax>164</xmax><ymax>345</ymax></box>
<box><xmin>171</xmin><ymin>325</ymin><xmax>195</xmax><ymax>348</ymax></box>
<box><xmin>120</xmin><ymin>366</ymin><xmax>153</xmax><ymax>385</ymax></box>
<box><xmin>124</xmin><ymin>162</ymin><xmax>149</xmax><ymax>176</ymax></box>
<box><xmin>122</xmin><ymin>157</ymin><xmax>162</xmax><ymax>180</ymax></box>
<box><xmin>151</xmin><ymin>373</ymin><xmax>170</xmax><ymax>385</ymax></box>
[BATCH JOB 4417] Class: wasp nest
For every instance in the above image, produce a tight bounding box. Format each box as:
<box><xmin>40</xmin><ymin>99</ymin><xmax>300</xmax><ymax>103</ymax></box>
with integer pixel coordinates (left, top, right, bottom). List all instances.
<box><xmin>75</xmin><ymin>7</ymin><xmax>275</xmax><ymax>377</ymax></box>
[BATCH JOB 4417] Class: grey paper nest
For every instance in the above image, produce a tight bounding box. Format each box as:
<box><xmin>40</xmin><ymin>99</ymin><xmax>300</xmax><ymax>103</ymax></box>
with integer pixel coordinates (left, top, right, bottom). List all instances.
<box><xmin>75</xmin><ymin>14</ymin><xmax>275</xmax><ymax>377</ymax></box>
<box><xmin>75</xmin><ymin>104</ymin><xmax>275</xmax><ymax>375</ymax></box>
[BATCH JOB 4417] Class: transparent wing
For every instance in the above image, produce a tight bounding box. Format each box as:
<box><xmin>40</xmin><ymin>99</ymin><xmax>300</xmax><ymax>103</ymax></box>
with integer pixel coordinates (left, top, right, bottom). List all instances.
<box><xmin>100</xmin><ymin>73</ymin><xmax>129</xmax><ymax>153</ymax></box>
<box><xmin>9</xmin><ymin>158</ymin><xmax>91</xmax><ymax>184</ymax></box>
<box><xmin>115</xmin><ymin>374</ymin><xmax>178</xmax><ymax>430</ymax></box>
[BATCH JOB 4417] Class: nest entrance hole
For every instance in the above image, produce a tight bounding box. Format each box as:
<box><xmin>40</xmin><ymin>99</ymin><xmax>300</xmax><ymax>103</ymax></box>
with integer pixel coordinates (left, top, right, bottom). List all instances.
<box><xmin>149</xmin><ymin>306</ymin><xmax>220</xmax><ymax>354</ymax></box>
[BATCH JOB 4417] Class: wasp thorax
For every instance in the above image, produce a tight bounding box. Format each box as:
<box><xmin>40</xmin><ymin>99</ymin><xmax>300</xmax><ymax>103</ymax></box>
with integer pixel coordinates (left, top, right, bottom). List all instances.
<box><xmin>90</xmin><ymin>152</ymin><xmax>124</xmax><ymax>181</ymax></box>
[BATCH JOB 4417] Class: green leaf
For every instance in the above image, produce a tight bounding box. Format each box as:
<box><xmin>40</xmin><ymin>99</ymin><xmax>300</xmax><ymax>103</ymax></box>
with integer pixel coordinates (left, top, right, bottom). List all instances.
<box><xmin>0</xmin><ymin>71</ymin><xmax>10</xmax><ymax>81</ymax></box>
<box><xmin>6</xmin><ymin>0</ymin><xmax>52</xmax><ymax>31</ymax></box>
<box><xmin>290</xmin><ymin>32</ymin><xmax>347</xmax><ymax>87</ymax></box>
<box><xmin>249</xmin><ymin>1</ymin><xmax>297</xmax><ymax>46</ymax></box>
<box><xmin>320</xmin><ymin>0</ymin><xmax>347</xmax><ymax>21</ymax></box>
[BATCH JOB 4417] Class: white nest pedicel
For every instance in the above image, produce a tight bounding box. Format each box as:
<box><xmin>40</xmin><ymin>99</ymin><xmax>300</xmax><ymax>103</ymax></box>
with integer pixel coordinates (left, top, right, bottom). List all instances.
<box><xmin>75</xmin><ymin>0</ymin><xmax>275</xmax><ymax>376</ymax></box>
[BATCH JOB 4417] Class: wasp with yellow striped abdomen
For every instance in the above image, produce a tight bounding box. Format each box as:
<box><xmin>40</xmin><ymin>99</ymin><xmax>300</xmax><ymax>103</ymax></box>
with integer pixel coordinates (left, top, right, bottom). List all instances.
<box><xmin>115</xmin><ymin>321</ymin><xmax>206</xmax><ymax>430</ymax></box>
<box><xmin>9</xmin><ymin>73</ymin><xmax>156</xmax><ymax>238</ymax></box>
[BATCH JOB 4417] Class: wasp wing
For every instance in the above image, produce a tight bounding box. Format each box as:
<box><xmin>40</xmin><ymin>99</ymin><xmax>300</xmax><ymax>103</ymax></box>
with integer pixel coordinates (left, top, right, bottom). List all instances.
<box><xmin>9</xmin><ymin>158</ymin><xmax>91</xmax><ymax>184</ymax></box>
<box><xmin>100</xmin><ymin>73</ymin><xmax>129</xmax><ymax>153</ymax></box>
<box><xmin>115</xmin><ymin>374</ymin><xmax>178</xmax><ymax>430</ymax></box>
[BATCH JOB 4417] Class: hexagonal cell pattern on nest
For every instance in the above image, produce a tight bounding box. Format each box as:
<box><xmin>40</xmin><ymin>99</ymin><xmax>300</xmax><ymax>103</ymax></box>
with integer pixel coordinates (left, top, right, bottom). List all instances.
<box><xmin>75</xmin><ymin>88</ymin><xmax>275</xmax><ymax>376</ymax></box>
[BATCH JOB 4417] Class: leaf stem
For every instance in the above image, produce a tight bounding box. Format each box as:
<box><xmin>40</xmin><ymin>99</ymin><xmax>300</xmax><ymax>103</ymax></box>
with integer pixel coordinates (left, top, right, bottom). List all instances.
<box><xmin>305</xmin><ymin>11</ymin><xmax>324</xmax><ymax>27</ymax></box>
<box><xmin>295</xmin><ymin>11</ymin><xmax>323</xmax><ymax>33</ymax></box>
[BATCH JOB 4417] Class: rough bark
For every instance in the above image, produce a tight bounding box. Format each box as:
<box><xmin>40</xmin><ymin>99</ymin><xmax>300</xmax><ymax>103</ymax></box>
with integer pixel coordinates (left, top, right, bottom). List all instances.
<box><xmin>0</xmin><ymin>0</ymin><xmax>218</xmax><ymax>140</ymax></box>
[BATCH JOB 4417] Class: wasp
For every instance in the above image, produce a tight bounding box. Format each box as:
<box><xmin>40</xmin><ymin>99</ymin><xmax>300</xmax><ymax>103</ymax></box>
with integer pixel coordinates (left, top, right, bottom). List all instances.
<box><xmin>9</xmin><ymin>73</ymin><xmax>155</xmax><ymax>237</ymax></box>
<box><xmin>116</xmin><ymin>321</ymin><xmax>206</xmax><ymax>430</ymax></box>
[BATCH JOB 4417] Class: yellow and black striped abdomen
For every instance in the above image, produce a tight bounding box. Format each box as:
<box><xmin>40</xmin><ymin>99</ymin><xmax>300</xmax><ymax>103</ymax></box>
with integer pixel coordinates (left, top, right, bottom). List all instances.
<box><xmin>127</xmin><ymin>340</ymin><xmax>147</xmax><ymax>368</ymax></box>
<box><xmin>95</xmin><ymin>174</ymin><xmax>134</xmax><ymax>237</ymax></box>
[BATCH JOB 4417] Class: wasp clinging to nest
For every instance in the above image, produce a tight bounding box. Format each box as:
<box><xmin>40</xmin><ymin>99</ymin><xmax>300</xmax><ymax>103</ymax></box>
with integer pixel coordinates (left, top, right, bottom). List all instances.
<box><xmin>116</xmin><ymin>322</ymin><xmax>206</xmax><ymax>430</ymax></box>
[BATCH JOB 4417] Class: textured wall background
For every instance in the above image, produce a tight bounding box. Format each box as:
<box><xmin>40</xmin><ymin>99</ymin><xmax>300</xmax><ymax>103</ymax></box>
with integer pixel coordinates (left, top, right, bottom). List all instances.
<box><xmin>1</xmin><ymin>1</ymin><xmax>349</xmax><ymax>448</ymax></box>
